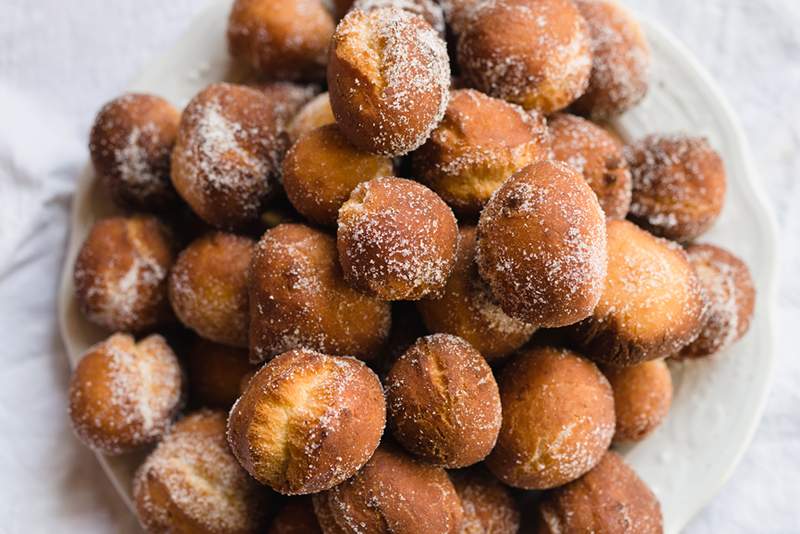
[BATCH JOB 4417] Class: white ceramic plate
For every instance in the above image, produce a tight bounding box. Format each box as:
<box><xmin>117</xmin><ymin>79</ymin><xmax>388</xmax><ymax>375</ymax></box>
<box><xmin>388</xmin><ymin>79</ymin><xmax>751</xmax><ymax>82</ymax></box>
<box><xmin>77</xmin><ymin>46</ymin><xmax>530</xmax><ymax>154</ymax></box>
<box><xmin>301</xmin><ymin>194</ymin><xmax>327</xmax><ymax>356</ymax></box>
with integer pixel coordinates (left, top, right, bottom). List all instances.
<box><xmin>57</xmin><ymin>1</ymin><xmax>779</xmax><ymax>532</ymax></box>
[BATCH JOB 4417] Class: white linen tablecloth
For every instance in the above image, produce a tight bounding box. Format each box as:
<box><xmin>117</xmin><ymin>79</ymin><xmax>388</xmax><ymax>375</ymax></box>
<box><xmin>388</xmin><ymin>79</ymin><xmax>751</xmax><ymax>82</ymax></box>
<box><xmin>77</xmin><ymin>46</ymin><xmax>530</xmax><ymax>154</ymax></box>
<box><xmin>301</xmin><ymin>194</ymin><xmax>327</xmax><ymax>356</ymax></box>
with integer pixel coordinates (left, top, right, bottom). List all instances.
<box><xmin>0</xmin><ymin>0</ymin><xmax>798</xmax><ymax>532</ymax></box>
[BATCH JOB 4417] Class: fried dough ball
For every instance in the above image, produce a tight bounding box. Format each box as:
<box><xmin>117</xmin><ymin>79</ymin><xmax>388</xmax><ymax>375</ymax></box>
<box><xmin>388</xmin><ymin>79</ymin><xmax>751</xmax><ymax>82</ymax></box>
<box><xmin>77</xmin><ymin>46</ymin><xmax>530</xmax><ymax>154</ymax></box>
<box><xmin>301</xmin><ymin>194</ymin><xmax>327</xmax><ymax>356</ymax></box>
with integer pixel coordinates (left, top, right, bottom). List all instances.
<box><xmin>603</xmin><ymin>359</ymin><xmax>673</xmax><ymax>443</ymax></box>
<box><xmin>168</xmin><ymin>232</ymin><xmax>254</xmax><ymax>347</ymax></box>
<box><xmin>476</xmin><ymin>160</ymin><xmax>607</xmax><ymax>328</ymax></box>
<box><xmin>68</xmin><ymin>333</ymin><xmax>183</xmax><ymax>455</ymax></box>
<box><xmin>679</xmin><ymin>244</ymin><xmax>756</xmax><ymax>358</ymax></box>
<box><xmin>439</xmin><ymin>0</ymin><xmax>481</xmax><ymax>37</ymax></box>
<box><xmin>73</xmin><ymin>215</ymin><xmax>175</xmax><ymax>333</ymax></box>
<box><xmin>337</xmin><ymin>177</ymin><xmax>459</xmax><ymax>300</ymax></box>
<box><xmin>89</xmin><ymin>93</ymin><xmax>179</xmax><ymax>211</ymax></box>
<box><xmin>227</xmin><ymin>349</ymin><xmax>386</xmax><ymax>494</ymax></box>
<box><xmin>386</xmin><ymin>334</ymin><xmax>501</xmax><ymax>467</ymax></box>
<box><xmin>485</xmin><ymin>346</ymin><xmax>615</xmax><ymax>490</ymax></box>
<box><xmin>327</xmin><ymin>7</ymin><xmax>451</xmax><ymax>156</ymax></box>
<box><xmin>282</xmin><ymin>124</ymin><xmax>394</xmax><ymax>226</ymax></box>
<box><xmin>249</xmin><ymin>224</ymin><xmax>391</xmax><ymax>363</ymax></box>
<box><xmin>352</xmin><ymin>0</ymin><xmax>446</xmax><ymax>36</ymax></box>
<box><xmin>572</xmin><ymin>0</ymin><xmax>651</xmax><ymax>120</ymax></box>
<box><xmin>549</xmin><ymin>112</ymin><xmax>632</xmax><ymax>219</ymax></box>
<box><xmin>227</xmin><ymin>0</ymin><xmax>334</xmax><ymax>82</ymax></box>
<box><xmin>457</xmin><ymin>0</ymin><xmax>592</xmax><ymax>113</ymax></box>
<box><xmin>171</xmin><ymin>83</ymin><xmax>284</xmax><ymax>229</ymax></box>
<box><xmin>417</xmin><ymin>227</ymin><xmax>535</xmax><ymax>362</ymax></box>
<box><xmin>536</xmin><ymin>451</ymin><xmax>663</xmax><ymax>534</ymax></box>
<box><xmin>134</xmin><ymin>410</ymin><xmax>272</xmax><ymax>534</ymax></box>
<box><xmin>312</xmin><ymin>443</ymin><xmax>464</xmax><ymax>534</ymax></box>
<box><xmin>257</xmin><ymin>82</ymin><xmax>321</xmax><ymax>143</ymax></box>
<box><xmin>452</xmin><ymin>469</ymin><xmax>521</xmax><ymax>534</ymax></box>
<box><xmin>185</xmin><ymin>339</ymin><xmax>254</xmax><ymax>409</ymax></box>
<box><xmin>287</xmin><ymin>92</ymin><xmax>336</xmax><ymax>144</ymax></box>
<box><xmin>268</xmin><ymin>497</ymin><xmax>322</xmax><ymax>534</ymax></box>
<box><xmin>569</xmin><ymin>220</ymin><xmax>708</xmax><ymax>366</ymax></box>
<box><xmin>626</xmin><ymin>134</ymin><xmax>726</xmax><ymax>242</ymax></box>
<box><xmin>412</xmin><ymin>89</ymin><xmax>552</xmax><ymax>215</ymax></box>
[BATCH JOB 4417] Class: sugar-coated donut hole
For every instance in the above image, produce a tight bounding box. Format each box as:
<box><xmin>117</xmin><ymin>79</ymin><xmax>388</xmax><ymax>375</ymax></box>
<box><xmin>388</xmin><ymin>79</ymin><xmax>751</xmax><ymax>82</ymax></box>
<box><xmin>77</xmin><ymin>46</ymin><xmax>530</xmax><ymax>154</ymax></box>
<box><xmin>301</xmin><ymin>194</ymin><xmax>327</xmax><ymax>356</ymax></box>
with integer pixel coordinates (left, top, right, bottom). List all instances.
<box><xmin>679</xmin><ymin>244</ymin><xmax>756</xmax><ymax>358</ymax></box>
<box><xmin>386</xmin><ymin>334</ymin><xmax>502</xmax><ymax>467</ymax></box>
<box><xmin>486</xmin><ymin>346</ymin><xmax>615</xmax><ymax>490</ymax></box>
<box><xmin>282</xmin><ymin>124</ymin><xmax>394</xmax><ymax>226</ymax></box>
<box><xmin>249</xmin><ymin>224</ymin><xmax>391</xmax><ymax>363</ymax></box>
<box><xmin>476</xmin><ymin>160</ymin><xmax>608</xmax><ymax>328</ymax></box>
<box><xmin>626</xmin><ymin>134</ymin><xmax>726</xmax><ymax>242</ymax></box>
<box><xmin>451</xmin><ymin>468</ymin><xmax>521</xmax><ymax>534</ymax></box>
<box><xmin>287</xmin><ymin>92</ymin><xmax>336</xmax><ymax>144</ymax></box>
<box><xmin>68</xmin><ymin>333</ymin><xmax>183</xmax><ymax>455</ymax></box>
<box><xmin>457</xmin><ymin>0</ymin><xmax>593</xmax><ymax>113</ymax></box>
<box><xmin>134</xmin><ymin>410</ymin><xmax>273</xmax><ymax>533</ymax></box>
<box><xmin>171</xmin><ymin>83</ymin><xmax>284</xmax><ymax>229</ymax></box>
<box><xmin>568</xmin><ymin>219</ymin><xmax>708</xmax><ymax>366</ymax></box>
<box><xmin>337</xmin><ymin>176</ymin><xmax>460</xmax><ymax>300</ymax></box>
<box><xmin>417</xmin><ymin>227</ymin><xmax>535</xmax><ymax>363</ymax></box>
<box><xmin>73</xmin><ymin>215</ymin><xmax>175</xmax><ymax>333</ymax></box>
<box><xmin>312</xmin><ymin>443</ymin><xmax>464</xmax><ymax>534</ymax></box>
<box><xmin>168</xmin><ymin>232</ymin><xmax>254</xmax><ymax>348</ymax></box>
<box><xmin>603</xmin><ymin>359</ymin><xmax>673</xmax><ymax>443</ymax></box>
<box><xmin>549</xmin><ymin>112</ymin><xmax>632</xmax><ymax>220</ymax></box>
<box><xmin>227</xmin><ymin>349</ymin><xmax>386</xmax><ymax>495</ymax></box>
<box><xmin>536</xmin><ymin>452</ymin><xmax>663</xmax><ymax>534</ymax></box>
<box><xmin>185</xmin><ymin>338</ymin><xmax>254</xmax><ymax>409</ymax></box>
<box><xmin>89</xmin><ymin>93</ymin><xmax>180</xmax><ymax>211</ymax></box>
<box><xmin>327</xmin><ymin>7</ymin><xmax>451</xmax><ymax>156</ymax></box>
<box><xmin>572</xmin><ymin>0</ymin><xmax>651</xmax><ymax>120</ymax></box>
<box><xmin>412</xmin><ymin>88</ymin><xmax>552</xmax><ymax>215</ymax></box>
<box><xmin>227</xmin><ymin>0</ymin><xmax>335</xmax><ymax>81</ymax></box>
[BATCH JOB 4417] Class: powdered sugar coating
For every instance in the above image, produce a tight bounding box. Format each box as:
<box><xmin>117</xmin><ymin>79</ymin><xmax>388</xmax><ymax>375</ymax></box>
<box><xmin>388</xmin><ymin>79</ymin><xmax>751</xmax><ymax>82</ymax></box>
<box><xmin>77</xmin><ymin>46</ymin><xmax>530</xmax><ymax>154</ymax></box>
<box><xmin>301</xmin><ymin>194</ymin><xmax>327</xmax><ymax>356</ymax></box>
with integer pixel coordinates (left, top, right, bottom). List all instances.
<box><xmin>679</xmin><ymin>244</ymin><xmax>756</xmax><ymax>358</ymax></box>
<box><xmin>352</xmin><ymin>0</ymin><xmax>446</xmax><ymax>36</ymax></box>
<box><xmin>171</xmin><ymin>83</ymin><xmax>283</xmax><ymax>229</ymax></box>
<box><xmin>451</xmin><ymin>469</ymin><xmax>520</xmax><ymax>534</ymax></box>
<box><xmin>476</xmin><ymin>160</ymin><xmax>608</xmax><ymax>328</ymax></box>
<box><xmin>625</xmin><ymin>134</ymin><xmax>726</xmax><ymax>242</ymax></box>
<box><xmin>457</xmin><ymin>0</ymin><xmax>592</xmax><ymax>113</ymax></box>
<box><xmin>572</xmin><ymin>0</ymin><xmax>651</xmax><ymax>120</ymax></box>
<box><xmin>68</xmin><ymin>334</ymin><xmax>183</xmax><ymax>455</ymax></box>
<box><xmin>337</xmin><ymin>177</ymin><xmax>460</xmax><ymax>300</ymax></box>
<box><xmin>133</xmin><ymin>410</ymin><xmax>270</xmax><ymax>533</ymax></box>
<box><xmin>328</xmin><ymin>7</ymin><xmax>451</xmax><ymax>156</ymax></box>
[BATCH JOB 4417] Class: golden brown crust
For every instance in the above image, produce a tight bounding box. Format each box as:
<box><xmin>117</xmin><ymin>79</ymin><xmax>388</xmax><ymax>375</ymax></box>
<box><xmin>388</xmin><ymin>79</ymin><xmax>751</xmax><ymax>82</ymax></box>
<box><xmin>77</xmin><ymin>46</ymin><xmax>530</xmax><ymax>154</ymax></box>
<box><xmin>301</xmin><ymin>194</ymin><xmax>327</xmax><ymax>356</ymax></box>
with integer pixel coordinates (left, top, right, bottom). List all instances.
<box><xmin>73</xmin><ymin>215</ymin><xmax>175</xmax><ymax>333</ymax></box>
<box><xmin>185</xmin><ymin>338</ymin><xmax>254</xmax><ymax>409</ymax></box>
<box><xmin>536</xmin><ymin>451</ymin><xmax>663</xmax><ymax>534</ymax></box>
<box><xmin>457</xmin><ymin>0</ymin><xmax>592</xmax><ymax>113</ymax></box>
<box><xmin>134</xmin><ymin>410</ymin><xmax>272</xmax><ymax>534</ymax></box>
<box><xmin>169</xmin><ymin>232</ymin><xmax>254</xmax><ymax>347</ymax></box>
<box><xmin>327</xmin><ymin>7</ymin><xmax>451</xmax><ymax>156</ymax></box>
<box><xmin>626</xmin><ymin>134</ymin><xmax>726</xmax><ymax>242</ymax></box>
<box><xmin>385</xmin><ymin>334</ymin><xmax>501</xmax><ymax>467</ymax></box>
<box><xmin>476</xmin><ymin>160</ymin><xmax>608</xmax><ymax>328</ymax></box>
<box><xmin>549</xmin><ymin>112</ymin><xmax>632</xmax><ymax>219</ymax></box>
<box><xmin>451</xmin><ymin>468</ymin><xmax>520</xmax><ymax>534</ymax></box>
<box><xmin>68</xmin><ymin>333</ymin><xmax>183</xmax><ymax>455</ymax></box>
<box><xmin>268</xmin><ymin>497</ymin><xmax>323</xmax><ymax>534</ymax></box>
<box><xmin>603</xmin><ymin>359</ymin><xmax>672</xmax><ymax>443</ymax></box>
<box><xmin>288</xmin><ymin>92</ymin><xmax>336</xmax><ymax>144</ymax></box>
<box><xmin>485</xmin><ymin>346</ymin><xmax>615</xmax><ymax>490</ymax></box>
<box><xmin>89</xmin><ymin>93</ymin><xmax>179</xmax><ymax>211</ymax></box>
<box><xmin>249</xmin><ymin>224</ymin><xmax>391</xmax><ymax>363</ymax></box>
<box><xmin>228</xmin><ymin>0</ymin><xmax>334</xmax><ymax>81</ymax></box>
<box><xmin>337</xmin><ymin>177</ymin><xmax>460</xmax><ymax>300</ymax></box>
<box><xmin>171</xmin><ymin>83</ymin><xmax>284</xmax><ymax>229</ymax></box>
<box><xmin>227</xmin><ymin>349</ymin><xmax>386</xmax><ymax>494</ymax></box>
<box><xmin>572</xmin><ymin>0</ymin><xmax>650</xmax><ymax>120</ymax></box>
<box><xmin>282</xmin><ymin>124</ymin><xmax>394</xmax><ymax>226</ymax></box>
<box><xmin>412</xmin><ymin>89</ymin><xmax>552</xmax><ymax>215</ymax></box>
<box><xmin>679</xmin><ymin>244</ymin><xmax>756</xmax><ymax>358</ymax></box>
<box><xmin>417</xmin><ymin>227</ymin><xmax>535</xmax><ymax>362</ymax></box>
<box><xmin>569</xmin><ymin>220</ymin><xmax>709</xmax><ymax>366</ymax></box>
<box><xmin>311</xmin><ymin>443</ymin><xmax>463</xmax><ymax>534</ymax></box>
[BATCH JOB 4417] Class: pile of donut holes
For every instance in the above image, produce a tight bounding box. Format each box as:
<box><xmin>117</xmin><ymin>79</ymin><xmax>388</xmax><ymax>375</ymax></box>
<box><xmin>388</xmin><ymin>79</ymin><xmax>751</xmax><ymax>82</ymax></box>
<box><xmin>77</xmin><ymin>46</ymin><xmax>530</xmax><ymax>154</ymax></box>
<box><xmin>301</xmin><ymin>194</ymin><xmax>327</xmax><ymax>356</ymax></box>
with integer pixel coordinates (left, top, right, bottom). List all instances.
<box><xmin>67</xmin><ymin>0</ymin><xmax>757</xmax><ymax>532</ymax></box>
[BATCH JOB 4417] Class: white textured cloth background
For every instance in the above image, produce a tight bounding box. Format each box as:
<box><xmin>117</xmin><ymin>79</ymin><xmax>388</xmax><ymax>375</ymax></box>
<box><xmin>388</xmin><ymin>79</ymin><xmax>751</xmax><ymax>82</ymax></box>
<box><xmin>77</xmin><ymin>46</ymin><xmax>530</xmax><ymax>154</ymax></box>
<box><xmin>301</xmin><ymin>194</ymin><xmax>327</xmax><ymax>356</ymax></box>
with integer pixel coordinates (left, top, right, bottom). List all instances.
<box><xmin>0</xmin><ymin>0</ymin><xmax>797</xmax><ymax>532</ymax></box>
